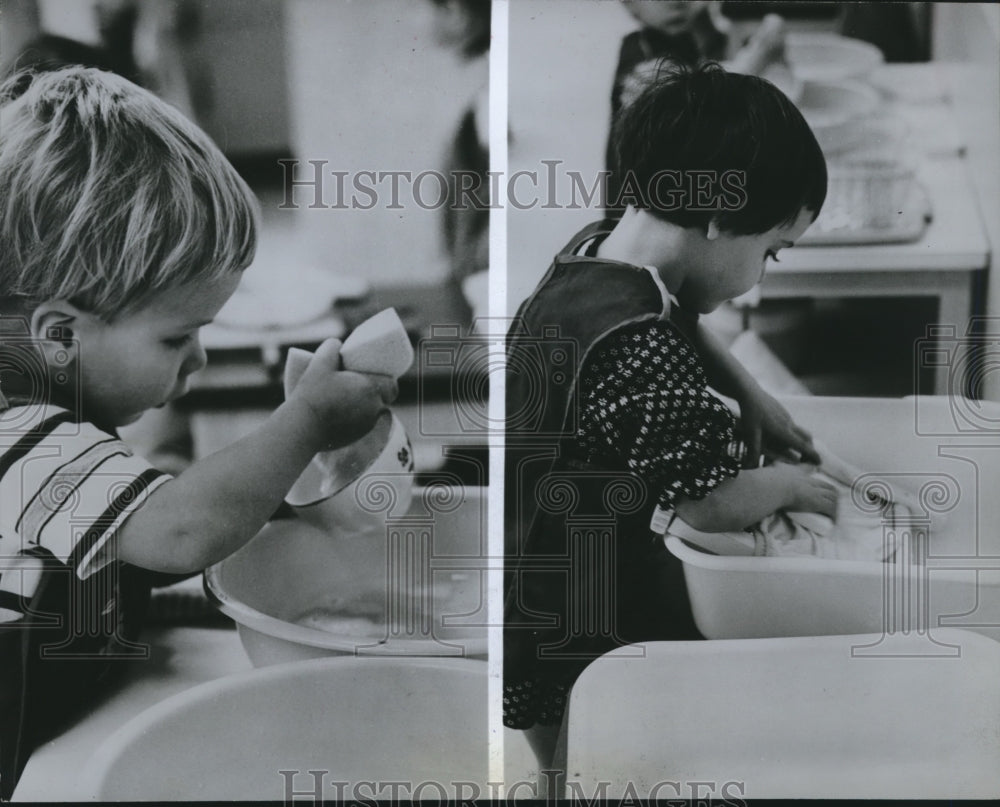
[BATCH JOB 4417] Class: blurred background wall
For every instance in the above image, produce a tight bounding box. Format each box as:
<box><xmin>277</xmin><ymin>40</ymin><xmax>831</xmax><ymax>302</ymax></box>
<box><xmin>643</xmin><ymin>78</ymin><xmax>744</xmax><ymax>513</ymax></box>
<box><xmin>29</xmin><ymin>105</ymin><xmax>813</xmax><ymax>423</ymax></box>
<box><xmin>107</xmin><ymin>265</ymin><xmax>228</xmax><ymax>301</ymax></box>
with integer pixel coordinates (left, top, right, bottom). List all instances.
<box><xmin>932</xmin><ymin>3</ymin><xmax>1000</xmax><ymax>403</ymax></box>
<box><xmin>283</xmin><ymin>0</ymin><xmax>486</xmax><ymax>285</ymax></box>
<box><xmin>1</xmin><ymin>0</ymin><xmax>486</xmax><ymax>287</ymax></box>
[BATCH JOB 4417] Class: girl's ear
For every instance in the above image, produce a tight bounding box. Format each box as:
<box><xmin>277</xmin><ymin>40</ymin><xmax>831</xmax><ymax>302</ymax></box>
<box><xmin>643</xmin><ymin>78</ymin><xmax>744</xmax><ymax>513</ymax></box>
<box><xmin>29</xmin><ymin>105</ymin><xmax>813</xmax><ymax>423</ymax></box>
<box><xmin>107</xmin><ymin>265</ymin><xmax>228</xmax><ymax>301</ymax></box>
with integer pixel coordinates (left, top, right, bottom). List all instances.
<box><xmin>706</xmin><ymin>219</ymin><xmax>722</xmax><ymax>241</ymax></box>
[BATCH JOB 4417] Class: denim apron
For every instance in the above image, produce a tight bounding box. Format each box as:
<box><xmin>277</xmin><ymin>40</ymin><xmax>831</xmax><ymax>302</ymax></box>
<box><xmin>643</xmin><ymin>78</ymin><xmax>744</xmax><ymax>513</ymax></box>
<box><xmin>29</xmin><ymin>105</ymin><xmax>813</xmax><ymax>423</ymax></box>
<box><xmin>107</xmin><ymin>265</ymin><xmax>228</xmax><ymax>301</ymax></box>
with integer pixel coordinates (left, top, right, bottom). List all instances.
<box><xmin>504</xmin><ymin>221</ymin><xmax>702</xmax><ymax>727</ymax></box>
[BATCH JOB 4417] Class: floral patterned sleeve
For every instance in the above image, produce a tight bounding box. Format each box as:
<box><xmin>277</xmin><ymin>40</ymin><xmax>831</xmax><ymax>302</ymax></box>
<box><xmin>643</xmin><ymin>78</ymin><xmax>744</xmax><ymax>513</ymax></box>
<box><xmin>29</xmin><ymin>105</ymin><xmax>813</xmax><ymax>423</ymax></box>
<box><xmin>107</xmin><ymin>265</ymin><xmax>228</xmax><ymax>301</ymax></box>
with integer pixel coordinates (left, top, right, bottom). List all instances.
<box><xmin>575</xmin><ymin>319</ymin><xmax>744</xmax><ymax>510</ymax></box>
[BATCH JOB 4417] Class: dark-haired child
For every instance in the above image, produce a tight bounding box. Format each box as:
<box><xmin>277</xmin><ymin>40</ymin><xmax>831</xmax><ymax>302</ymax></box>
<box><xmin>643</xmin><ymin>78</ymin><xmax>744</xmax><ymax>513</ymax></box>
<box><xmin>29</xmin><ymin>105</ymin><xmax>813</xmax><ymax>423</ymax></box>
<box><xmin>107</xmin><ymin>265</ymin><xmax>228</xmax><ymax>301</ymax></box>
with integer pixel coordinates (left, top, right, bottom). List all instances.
<box><xmin>606</xmin><ymin>2</ymin><xmax>791</xmax><ymax>216</ymax></box>
<box><xmin>504</xmin><ymin>63</ymin><xmax>830</xmax><ymax>768</ymax></box>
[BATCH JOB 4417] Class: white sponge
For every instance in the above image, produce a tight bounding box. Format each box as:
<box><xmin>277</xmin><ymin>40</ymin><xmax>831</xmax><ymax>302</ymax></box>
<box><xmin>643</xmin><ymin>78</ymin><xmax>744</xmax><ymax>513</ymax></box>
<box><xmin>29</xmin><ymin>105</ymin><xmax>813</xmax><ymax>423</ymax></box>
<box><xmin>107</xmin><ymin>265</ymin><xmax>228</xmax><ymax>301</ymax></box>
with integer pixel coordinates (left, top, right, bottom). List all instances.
<box><xmin>283</xmin><ymin>308</ymin><xmax>413</xmax><ymax>399</ymax></box>
<box><xmin>339</xmin><ymin>308</ymin><xmax>414</xmax><ymax>378</ymax></box>
<box><xmin>284</xmin><ymin>346</ymin><xmax>314</xmax><ymax>398</ymax></box>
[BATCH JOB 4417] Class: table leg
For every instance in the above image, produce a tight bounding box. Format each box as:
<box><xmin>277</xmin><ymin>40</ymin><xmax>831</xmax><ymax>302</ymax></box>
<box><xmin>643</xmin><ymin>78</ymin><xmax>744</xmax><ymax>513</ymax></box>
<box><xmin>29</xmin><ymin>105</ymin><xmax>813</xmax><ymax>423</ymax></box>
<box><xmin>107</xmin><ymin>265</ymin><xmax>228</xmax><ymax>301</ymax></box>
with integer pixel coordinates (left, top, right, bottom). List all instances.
<box><xmin>933</xmin><ymin>277</ymin><xmax>975</xmax><ymax>397</ymax></box>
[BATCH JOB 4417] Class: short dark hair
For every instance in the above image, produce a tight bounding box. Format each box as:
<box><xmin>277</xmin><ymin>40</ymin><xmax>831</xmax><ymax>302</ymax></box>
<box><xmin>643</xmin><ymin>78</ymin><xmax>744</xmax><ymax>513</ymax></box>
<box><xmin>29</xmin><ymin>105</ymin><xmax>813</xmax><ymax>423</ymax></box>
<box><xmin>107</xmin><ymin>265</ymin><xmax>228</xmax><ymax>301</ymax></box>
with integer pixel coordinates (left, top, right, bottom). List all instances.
<box><xmin>609</xmin><ymin>62</ymin><xmax>827</xmax><ymax>235</ymax></box>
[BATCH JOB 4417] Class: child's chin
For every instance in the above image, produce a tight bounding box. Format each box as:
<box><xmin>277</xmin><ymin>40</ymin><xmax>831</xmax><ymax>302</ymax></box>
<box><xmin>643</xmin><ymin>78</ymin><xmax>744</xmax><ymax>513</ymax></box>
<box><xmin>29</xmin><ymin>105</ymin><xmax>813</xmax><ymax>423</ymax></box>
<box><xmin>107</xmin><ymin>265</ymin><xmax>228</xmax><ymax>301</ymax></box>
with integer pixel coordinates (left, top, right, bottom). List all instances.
<box><xmin>115</xmin><ymin>410</ymin><xmax>147</xmax><ymax>427</ymax></box>
<box><xmin>689</xmin><ymin>299</ymin><xmax>722</xmax><ymax>316</ymax></box>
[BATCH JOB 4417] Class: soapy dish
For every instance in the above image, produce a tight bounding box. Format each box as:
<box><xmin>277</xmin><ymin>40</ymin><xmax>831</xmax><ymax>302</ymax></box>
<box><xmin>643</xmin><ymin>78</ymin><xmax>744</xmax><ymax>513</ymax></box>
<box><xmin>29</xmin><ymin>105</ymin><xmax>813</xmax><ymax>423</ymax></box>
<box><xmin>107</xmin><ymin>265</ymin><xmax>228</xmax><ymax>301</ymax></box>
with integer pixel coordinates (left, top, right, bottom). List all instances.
<box><xmin>282</xmin><ymin>310</ymin><xmax>416</xmax><ymax>534</ymax></box>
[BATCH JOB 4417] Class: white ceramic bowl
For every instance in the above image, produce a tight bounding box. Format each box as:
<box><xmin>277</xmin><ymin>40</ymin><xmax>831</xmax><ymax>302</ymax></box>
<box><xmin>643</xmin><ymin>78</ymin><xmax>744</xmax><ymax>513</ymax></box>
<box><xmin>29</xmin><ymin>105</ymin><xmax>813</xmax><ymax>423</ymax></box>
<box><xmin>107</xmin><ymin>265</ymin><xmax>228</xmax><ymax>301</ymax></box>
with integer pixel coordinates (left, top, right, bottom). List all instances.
<box><xmin>785</xmin><ymin>33</ymin><xmax>884</xmax><ymax>83</ymax></box>
<box><xmin>83</xmin><ymin>656</ymin><xmax>487</xmax><ymax>801</ymax></box>
<box><xmin>206</xmin><ymin>486</ymin><xmax>488</xmax><ymax>664</ymax></box>
<box><xmin>286</xmin><ymin>411</ymin><xmax>415</xmax><ymax>538</ymax></box>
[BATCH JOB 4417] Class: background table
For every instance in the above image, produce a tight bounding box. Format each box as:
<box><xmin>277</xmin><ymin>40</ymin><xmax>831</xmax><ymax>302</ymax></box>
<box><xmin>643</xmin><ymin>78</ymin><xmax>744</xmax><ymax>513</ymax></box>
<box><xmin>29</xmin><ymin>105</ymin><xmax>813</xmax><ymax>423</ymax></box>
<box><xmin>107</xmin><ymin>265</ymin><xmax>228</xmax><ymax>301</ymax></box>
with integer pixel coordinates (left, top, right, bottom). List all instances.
<box><xmin>507</xmin><ymin>1</ymin><xmax>991</xmax><ymax>397</ymax></box>
<box><xmin>761</xmin><ymin>157</ymin><xmax>990</xmax><ymax>395</ymax></box>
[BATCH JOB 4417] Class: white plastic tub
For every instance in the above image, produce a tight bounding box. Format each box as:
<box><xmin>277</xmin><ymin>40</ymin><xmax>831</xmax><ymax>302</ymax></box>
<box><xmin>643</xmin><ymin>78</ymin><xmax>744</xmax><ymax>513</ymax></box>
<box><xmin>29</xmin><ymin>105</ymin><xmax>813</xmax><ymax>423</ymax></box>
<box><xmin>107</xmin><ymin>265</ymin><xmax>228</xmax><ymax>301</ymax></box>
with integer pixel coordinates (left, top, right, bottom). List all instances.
<box><xmin>565</xmin><ymin>630</ymin><xmax>1000</xmax><ymax>799</ymax></box>
<box><xmin>83</xmin><ymin>656</ymin><xmax>487</xmax><ymax>801</ymax></box>
<box><xmin>667</xmin><ymin>396</ymin><xmax>1000</xmax><ymax>642</ymax></box>
<box><xmin>206</xmin><ymin>486</ymin><xmax>488</xmax><ymax>665</ymax></box>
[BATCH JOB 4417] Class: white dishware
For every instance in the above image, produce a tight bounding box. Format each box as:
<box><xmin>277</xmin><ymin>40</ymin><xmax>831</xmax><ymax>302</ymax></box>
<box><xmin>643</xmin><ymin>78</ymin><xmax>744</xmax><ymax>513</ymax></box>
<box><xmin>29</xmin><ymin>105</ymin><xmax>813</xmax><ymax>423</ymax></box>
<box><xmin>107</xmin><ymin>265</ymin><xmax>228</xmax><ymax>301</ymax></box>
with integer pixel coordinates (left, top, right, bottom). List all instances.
<box><xmin>785</xmin><ymin>33</ymin><xmax>884</xmax><ymax>83</ymax></box>
<box><xmin>286</xmin><ymin>410</ymin><xmax>414</xmax><ymax>538</ymax></box>
<box><xmin>283</xmin><ymin>308</ymin><xmax>416</xmax><ymax>537</ymax></box>
<box><xmin>795</xmin><ymin>79</ymin><xmax>881</xmax><ymax>155</ymax></box>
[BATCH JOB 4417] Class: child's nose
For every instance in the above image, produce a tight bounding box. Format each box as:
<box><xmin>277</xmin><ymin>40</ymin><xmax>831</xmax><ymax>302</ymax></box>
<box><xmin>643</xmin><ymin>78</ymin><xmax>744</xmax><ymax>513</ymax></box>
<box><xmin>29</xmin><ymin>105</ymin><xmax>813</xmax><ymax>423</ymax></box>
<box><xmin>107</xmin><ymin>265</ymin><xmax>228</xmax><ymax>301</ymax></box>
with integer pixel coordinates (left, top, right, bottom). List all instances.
<box><xmin>182</xmin><ymin>338</ymin><xmax>208</xmax><ymax>375</ymax></box>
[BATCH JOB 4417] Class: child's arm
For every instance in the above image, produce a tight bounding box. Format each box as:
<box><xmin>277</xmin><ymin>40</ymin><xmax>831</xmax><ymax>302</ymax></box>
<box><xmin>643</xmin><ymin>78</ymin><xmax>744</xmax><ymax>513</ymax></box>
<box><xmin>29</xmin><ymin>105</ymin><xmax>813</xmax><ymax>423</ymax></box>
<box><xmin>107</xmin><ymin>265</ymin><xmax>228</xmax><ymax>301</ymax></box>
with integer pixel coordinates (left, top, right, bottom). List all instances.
<box><xmin>672</xmin><ymin>310</ymin><xmax>820</xmax><ymax>467</ymax></box>
<box><xmin>674</xmin><ymin>462</ymin><xmax>837</xmax><ymax>533</ymax></box>
<box><xmin>114</xmin><ymin>339</ymin><xmax>394</xmax><ymax>574</ymax></box>
<box><xmin>725</xmin><ymin>14</ymin><xmax>787</xmax><ymax>76</ymax></box>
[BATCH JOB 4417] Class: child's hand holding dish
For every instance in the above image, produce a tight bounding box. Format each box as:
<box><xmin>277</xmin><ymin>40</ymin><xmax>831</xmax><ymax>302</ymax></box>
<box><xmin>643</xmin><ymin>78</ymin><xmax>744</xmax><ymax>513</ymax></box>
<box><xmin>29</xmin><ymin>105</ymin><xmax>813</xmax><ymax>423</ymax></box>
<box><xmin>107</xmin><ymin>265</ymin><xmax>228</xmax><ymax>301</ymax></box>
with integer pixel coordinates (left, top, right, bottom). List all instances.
<box><xmin>286</xmin><ymin>337</ymin><xmax>396</xmax><ymax>450</ymax></box>
<box><xmin>283</xmin><ymin>309</ymin><xmax>416</xmax><ymax>535</ymax></box>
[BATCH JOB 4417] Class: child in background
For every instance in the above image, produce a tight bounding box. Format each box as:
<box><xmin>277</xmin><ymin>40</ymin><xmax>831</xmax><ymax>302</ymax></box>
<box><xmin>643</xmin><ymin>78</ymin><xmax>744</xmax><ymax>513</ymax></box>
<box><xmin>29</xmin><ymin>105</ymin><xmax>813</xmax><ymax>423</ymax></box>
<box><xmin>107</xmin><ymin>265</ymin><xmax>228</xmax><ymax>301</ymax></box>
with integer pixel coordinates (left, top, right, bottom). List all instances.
<box><xmin>607</xmin><ymin>1</ymin><xmax>792</xmax><ymax>216</ymax></box>
<box><xmin>428</xmin><ymin>0</ymin><xmax>491</xmax><ymax>287</ymax></box>
<box><xmin>505</xmin><ymin>63</ymin><xmax>829</xmax><ymax>768</ymax></box>
<box><xmin>0</xmin><ymin>67</ymin><xmax>394</xmax><ymax>797</ymax></box>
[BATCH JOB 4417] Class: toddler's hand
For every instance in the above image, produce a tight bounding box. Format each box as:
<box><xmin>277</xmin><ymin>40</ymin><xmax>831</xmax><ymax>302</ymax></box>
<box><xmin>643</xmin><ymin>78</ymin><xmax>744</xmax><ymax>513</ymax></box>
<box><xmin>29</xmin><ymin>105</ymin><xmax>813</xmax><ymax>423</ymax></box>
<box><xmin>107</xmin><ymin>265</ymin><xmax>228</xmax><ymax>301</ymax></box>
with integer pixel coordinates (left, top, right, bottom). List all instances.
<box><xmin>780</xmin><ymin>463</ymin><xmax>838</xmax><ymax>519</ymax></box>
<box><xmin>291</xmin><ymin>338</ymin><xmax>397</xmax><ymax>449</ymax></box>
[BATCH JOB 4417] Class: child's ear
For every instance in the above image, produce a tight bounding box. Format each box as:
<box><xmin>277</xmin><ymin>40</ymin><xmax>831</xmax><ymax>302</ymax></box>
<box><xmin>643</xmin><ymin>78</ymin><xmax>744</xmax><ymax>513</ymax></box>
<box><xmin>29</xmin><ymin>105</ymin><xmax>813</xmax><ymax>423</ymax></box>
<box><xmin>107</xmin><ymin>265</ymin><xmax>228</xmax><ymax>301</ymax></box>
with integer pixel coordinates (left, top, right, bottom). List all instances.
<box><xmin>29</xmin><ymin>301</ymin><xmax>90</xmax><ymax>362</ymax></box>
<box><xmin>706</xmin><ymin>219</ymin><xmax>722</xmax><ymax>241</ymax></box>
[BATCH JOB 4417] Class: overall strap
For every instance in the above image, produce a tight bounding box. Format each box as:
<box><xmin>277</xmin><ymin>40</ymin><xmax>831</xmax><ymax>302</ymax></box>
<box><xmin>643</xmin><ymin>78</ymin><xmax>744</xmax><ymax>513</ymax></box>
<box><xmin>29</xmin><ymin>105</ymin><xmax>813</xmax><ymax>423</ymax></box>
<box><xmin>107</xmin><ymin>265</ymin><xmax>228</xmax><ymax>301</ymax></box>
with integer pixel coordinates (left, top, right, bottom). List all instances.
<box><xmin>559</xmin><ymin>219</ymin><xmax>616</xmax><ymax>257</ymax></box>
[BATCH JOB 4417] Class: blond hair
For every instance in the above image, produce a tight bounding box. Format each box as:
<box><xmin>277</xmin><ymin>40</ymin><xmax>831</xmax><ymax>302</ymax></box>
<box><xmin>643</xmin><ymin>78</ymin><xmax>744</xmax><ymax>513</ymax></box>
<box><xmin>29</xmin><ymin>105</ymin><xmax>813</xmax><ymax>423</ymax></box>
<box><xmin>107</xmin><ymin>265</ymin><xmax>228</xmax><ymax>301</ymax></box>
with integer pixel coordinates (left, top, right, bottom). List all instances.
<box><xmin>0</xmin><ymin>67</ymin><xmax>258</xmax><ymax>320</ymax></box>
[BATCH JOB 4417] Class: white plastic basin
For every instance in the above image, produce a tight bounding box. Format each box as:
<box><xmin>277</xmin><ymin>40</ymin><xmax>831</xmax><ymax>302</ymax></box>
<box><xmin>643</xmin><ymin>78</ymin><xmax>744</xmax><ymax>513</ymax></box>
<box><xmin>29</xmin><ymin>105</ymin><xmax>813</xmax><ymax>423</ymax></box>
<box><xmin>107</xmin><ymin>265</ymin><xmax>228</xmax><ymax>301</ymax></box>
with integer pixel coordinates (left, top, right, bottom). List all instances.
<box><xmin>667</xmin><ymin>396</ymin><xmax>1000</xmax><ymax>642</ymax></box>
<box><xmin>565</xmin><ymin>630</ymin><xmax>1000</xmax><ymax>799</ymax></box>
<box><xmin>206</xmin><ymin>486</ymin><xmax>488</xmax><ymax>665</ymax></box>
<box><xmin>83</xmin><ymin>656</ymin><xmax>487</xmax><ymax>801</ymax></box>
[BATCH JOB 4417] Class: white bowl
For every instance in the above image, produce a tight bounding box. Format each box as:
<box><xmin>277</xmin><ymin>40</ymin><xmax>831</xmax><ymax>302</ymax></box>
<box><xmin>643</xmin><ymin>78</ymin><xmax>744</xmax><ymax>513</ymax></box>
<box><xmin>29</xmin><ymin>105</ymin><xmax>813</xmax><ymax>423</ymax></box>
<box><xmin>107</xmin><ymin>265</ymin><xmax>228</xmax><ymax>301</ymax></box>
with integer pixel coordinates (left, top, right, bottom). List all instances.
<box><xmin>796</xmin><ymin>79</ymin><xmax>881</xmax><ymax>155</ymax></box>
<box><xmin>786</xmin><ymin>33</ymin><xmax>884</xmax><ymax>83</ymax></box>
<box><xmin>83</xmin><ymin>656</ymin><xmax>487</xmax><ymax>800</ymax></box>
<box><xmin>206</xmin><ymin>486</ymin><xmax>488</xmax><ymax>664</ymax></box>
<box><xmin>286</xmin><ymin>411</ymin><xmax>415</xmax><ymax>538</ymax></box>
